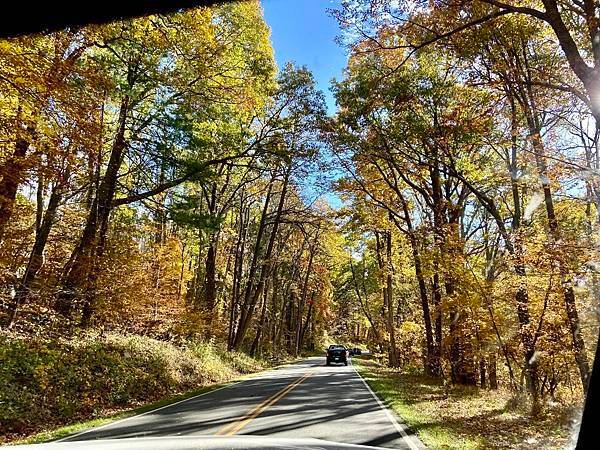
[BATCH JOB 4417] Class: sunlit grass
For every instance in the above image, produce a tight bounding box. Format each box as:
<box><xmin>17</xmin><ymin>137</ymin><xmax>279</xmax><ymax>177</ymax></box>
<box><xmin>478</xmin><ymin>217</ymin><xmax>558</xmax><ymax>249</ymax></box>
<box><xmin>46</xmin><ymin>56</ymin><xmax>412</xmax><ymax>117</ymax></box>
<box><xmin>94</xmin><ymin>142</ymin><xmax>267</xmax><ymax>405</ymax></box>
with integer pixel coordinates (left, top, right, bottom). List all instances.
<box><xmin>6</xmin><ymin>349</ymin><xmax>301</xmax><ymax>446</ymax></box>
<box><xmin>355</xmin><ymin>358</ymin><xmax>578</xmax><ymax>450</ymax></box>
<box><xmin>1</xmin><ymin>332</ymin><xmax>298</xmax><ymax>445</ymax></box>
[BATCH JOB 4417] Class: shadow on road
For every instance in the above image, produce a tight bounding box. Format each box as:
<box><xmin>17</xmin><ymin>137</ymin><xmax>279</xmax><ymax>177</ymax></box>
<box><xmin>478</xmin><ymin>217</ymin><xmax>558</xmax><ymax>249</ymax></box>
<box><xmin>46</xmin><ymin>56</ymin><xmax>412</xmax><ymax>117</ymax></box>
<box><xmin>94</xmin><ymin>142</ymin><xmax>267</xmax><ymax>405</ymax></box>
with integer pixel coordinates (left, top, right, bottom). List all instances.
<box><xmin>64</xmin><ymin>359</ymin><xmax>418</xmax><ymax>449</ymax></box>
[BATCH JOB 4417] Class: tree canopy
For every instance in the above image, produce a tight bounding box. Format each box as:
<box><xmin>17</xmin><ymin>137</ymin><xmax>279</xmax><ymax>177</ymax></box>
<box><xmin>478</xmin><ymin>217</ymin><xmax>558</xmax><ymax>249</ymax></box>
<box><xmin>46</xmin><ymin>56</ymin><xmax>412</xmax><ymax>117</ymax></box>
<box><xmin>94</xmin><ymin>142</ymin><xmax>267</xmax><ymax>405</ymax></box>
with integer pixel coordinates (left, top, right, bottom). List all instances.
<box><xmin>0</xmin><ymin>1</ymin><xmax>598</xmax><ymax>437</ymax></box>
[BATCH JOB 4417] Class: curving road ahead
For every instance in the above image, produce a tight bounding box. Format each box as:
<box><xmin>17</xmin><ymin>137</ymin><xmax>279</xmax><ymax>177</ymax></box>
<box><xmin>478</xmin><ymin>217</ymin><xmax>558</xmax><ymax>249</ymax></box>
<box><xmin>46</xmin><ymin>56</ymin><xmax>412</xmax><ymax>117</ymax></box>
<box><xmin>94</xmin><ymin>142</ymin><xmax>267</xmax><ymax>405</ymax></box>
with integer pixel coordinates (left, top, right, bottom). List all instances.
<box><xmin>58</xmin><ymin>357</ymin><xmax>425</xmax><ymax>449</ymax></box>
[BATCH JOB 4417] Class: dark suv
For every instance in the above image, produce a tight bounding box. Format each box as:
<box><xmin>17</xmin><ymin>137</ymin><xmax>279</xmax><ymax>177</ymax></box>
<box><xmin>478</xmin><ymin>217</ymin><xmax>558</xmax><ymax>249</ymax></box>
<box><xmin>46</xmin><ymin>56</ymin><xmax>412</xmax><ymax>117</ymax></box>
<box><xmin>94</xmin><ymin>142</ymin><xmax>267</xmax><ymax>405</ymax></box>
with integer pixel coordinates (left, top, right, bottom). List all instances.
<box><xmin>326</xmin><ymin>344</ymin><xmax>348</xmax><ymax>366</ymax></box>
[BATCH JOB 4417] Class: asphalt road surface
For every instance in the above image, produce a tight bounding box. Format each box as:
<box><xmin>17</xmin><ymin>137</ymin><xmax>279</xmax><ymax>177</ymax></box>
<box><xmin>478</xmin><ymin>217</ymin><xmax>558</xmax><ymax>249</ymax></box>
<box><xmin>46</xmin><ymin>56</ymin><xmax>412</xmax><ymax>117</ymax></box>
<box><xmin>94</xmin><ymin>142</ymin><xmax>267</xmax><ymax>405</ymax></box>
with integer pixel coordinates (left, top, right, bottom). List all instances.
<box><xmin>59</xmin><ymin>357</ymin><xmax>425</xmax><ymax>449</ymax></box>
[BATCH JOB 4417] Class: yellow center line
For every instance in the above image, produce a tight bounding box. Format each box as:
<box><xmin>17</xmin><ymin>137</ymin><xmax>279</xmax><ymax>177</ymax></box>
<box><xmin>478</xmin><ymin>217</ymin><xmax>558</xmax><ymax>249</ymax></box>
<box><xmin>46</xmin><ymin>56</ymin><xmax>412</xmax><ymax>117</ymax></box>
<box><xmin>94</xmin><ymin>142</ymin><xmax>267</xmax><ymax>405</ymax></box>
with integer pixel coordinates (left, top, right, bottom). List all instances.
<box><xmin>215</xmin><ymin>369</ymin><xmax>315</xmax><ymax>436</ymax></box>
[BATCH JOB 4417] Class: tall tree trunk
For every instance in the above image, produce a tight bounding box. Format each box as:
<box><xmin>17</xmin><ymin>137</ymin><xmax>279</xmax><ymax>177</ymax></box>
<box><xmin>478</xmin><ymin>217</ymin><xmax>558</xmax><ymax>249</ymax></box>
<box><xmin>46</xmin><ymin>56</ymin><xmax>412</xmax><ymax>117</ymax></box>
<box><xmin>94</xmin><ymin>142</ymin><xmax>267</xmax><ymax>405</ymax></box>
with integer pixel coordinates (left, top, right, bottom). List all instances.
<box><xmin>449</xmin><ymin>148</ymin><xmax>538</xmax><ymax>399</ymax></box>
<box><xmin>202</xmin><ymin>182</ymin><xmax>219</xmax><ymax>311</ymax></box>
<box><xmin>0</xmin><ymin>127</ymin><xmax>32</xmax><ymax>241</ymax></box>
<box><xmin>508</xmin><ymin>92</ymin><xmax>539</xmax><ymax>403</ymax></box>
<box><xmin>430</xmin><ymin>154</ymin><xmax>475</xmax><ymax>384</ymax></box>
<box><xmin>298</xmin><ymin>292</ymin><xmax>314</xmax><ymax>352</ymax></box>
<box><xmin>228</xmin><ymin>197</ymin><xmax>248</xmax><ymax>350</ymax></box>
<box><xmin>250</xmin><ymin>283</ymin><xmax>269</xmax><ymax>356</ymax></box>
<box><xmin>516</xmin><ymin>240</ymin><xmax>539</xmax><ymax>405</ymax></box>
<box><xmin>522</xmin><ymin>79</ymin><xmax>591</xmax><ymax>392</ymax></box>
<box><xmin>35</xmin><ymin>168</ymin><xmax>45</xmax><ymax>235</ymax></box>
<box><xmin>350</xmin><ymin>259</ymin><xmax>383</xmax><ymax>350</ymax></box>
<box><xmin>5</xmin><ymin>180</ymin><xmax>64</xmax><ymax>327</ymax></box>
<box><xmin>295</xmin><ymin>243</ymin><xmax>315</xmax><ymax>355</ymax></box>
<box><xmin>233</xmin><ymin>169</ymin><xmax>289</xmax><ymax>349</ymax></box>
<box><xmin>203</xmin><ymin>233</ymin><xmax>218</xmax><ymax>311</ymax></box>
<box><xmin>276</xmin><ymin>240</ymin><xmax>305</xmax><ymax>351</ymax></box>
<box><xmin>480</xmin><ymin>358</ymin><xmax>487</xmax><ymax>388</ymax></box>
<box><xmin>384</xmin><ymin>231</ymin><xmax>399</xmax><ymax>367</ymax></box>
<box><xmin>488</xmin><ymin>353</ymin><xmax>498</xmax><ymax>390</ymax></box>
<box><xmin>284</xmin><ymin>291</ymin><xmax>294</xmax><ymax>348</ymax></box>
<box><xmin>57</xmin><ymin>94</ymin><xmax>130</xmax><ymax>320</ymax></box>
<box><xmin>431</xmin><ymin>271</ymin><xmax>443</xmax><ymax>371</ymax></box>
<box><xmin>269</xmin><ymin>267</ymin><xmax>280</xmax><ymax>353</ymax></box>
<box><xmin>231</xmin><ymin>175</ymin><xmax>276</xmax><ymax>350</ymax></box>
<box><xmin>398</xmin><ymin>196</ymin><xmax>439</xmax><ymax>376</ymax></box>
<box><xmin>375</xmin><ymin>231</ymin><xmax>399</xmax><ymax>368</ymax></box>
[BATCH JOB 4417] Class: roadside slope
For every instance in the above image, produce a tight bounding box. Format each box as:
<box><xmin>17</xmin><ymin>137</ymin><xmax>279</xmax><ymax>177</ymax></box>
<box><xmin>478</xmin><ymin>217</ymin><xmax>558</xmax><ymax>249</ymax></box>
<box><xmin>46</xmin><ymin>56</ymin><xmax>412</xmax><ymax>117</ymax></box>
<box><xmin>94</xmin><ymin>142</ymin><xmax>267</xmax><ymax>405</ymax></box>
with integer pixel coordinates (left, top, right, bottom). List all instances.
<box><xmin>0</xmin><ymin>331</ymin><xmax>270</xmax><ymax>444</ymax></box>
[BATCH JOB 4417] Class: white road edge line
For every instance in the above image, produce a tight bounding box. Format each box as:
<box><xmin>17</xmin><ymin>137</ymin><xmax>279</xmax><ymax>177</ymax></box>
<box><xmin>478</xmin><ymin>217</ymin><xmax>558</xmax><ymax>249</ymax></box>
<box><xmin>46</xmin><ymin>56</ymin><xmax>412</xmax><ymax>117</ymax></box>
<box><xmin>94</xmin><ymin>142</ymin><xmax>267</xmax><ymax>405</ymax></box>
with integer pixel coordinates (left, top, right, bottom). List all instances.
<box><xmin>350</xmin><ymin>360</ymin><xmax>421</xmax><ymax>450</ymax></box>
<box><xmin>55</xmin><ymin>359</ymin><xmax>304</xmax><ymax>443</ymax></box>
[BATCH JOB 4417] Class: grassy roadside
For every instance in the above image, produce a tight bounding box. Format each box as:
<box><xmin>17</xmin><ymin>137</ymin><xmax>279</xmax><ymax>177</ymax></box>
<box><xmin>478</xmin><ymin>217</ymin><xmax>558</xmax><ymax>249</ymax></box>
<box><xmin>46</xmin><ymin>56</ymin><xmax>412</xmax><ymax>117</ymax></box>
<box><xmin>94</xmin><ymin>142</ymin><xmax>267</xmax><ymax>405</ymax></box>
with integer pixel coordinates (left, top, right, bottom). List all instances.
<box><xmin>19</xmin><ymin>353</ymin><xmax>311</xmax><ymax>444</ymax></box>
<box><xmin>354</xmin><ymin>357</ymin><xmax>580</xmax><ymax>450</ymax></box>
<box><xmin>10</xmin><ymin>382</ymin><xmax>231</xmax><ymax>445</ymax></box>
<box><xmin>9</xmin><ymin>354</ymin><xmax>301</xmax><ymax>446</ymax></box>
<box><xmin>1</xmin><ymin>332</ymin><xmax>300</xmax><ymax>445</ymax></box>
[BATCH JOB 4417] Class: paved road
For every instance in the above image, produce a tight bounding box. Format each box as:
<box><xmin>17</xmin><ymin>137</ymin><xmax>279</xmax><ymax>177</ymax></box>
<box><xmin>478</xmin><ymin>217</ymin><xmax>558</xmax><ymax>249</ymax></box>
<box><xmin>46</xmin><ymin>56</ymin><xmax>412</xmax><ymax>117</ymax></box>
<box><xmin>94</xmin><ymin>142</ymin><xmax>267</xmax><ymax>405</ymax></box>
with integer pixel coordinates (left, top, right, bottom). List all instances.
<box><xmin>60</xmin><ymin>357</ymin><xmax>425</xmax><ymax>449</ymax></box>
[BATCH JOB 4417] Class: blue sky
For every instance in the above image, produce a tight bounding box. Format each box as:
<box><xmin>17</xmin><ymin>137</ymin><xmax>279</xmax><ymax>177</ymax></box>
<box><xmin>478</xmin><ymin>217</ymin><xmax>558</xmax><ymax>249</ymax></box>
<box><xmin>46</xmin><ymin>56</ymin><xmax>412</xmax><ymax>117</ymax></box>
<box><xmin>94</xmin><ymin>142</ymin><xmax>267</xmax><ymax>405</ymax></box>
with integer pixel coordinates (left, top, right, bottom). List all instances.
<box><xmin>262</xmin><ymin>0</ymin><xmax>347</xmax><ymax>115</ymax></box>
<box><xmin>261</xmin><ymin>0</ymin><xmax>348</xmax><ymax>208</ymax></box>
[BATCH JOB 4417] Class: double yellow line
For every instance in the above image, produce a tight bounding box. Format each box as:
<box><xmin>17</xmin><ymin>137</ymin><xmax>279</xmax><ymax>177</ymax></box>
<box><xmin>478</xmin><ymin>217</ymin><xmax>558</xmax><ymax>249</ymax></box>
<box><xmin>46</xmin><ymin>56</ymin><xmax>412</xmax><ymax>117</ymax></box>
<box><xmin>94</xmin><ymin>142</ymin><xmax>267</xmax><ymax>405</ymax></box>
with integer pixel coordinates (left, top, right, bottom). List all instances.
<box><xmin>215</xmin><ymin>369</ymin><xmax>315</xmax><ymax>436</ymax></box>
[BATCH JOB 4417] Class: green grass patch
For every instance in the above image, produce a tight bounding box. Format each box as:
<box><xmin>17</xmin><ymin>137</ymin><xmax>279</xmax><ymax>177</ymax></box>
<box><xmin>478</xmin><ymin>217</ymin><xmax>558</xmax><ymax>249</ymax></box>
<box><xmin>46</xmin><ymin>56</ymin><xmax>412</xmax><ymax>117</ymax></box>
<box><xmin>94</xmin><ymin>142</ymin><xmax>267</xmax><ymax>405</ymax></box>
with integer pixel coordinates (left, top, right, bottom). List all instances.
<box><xmin>10</xmin><ymin>381</ymin><xmax>236</xmax><ymax>445</ymax></box>
<box><xmin>0</xmin><ymin>331</ymin><xmax>277</xmax><ymax>444</ymax></box>
<box><xmin>354</xmin><ymin>358</ymin><xmax>579</xmax><ymax>450</ymax></box>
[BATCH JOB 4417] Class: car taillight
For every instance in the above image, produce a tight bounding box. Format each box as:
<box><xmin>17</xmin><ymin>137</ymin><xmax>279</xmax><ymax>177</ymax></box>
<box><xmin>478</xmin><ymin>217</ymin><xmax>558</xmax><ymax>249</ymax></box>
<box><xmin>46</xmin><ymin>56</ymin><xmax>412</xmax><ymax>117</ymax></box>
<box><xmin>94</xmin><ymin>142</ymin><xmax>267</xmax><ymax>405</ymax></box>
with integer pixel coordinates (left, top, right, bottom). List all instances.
<box><xmin>326</xmin><ymin>351</ymin><xmax>331</xmax><ymax>356</ymax></box>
